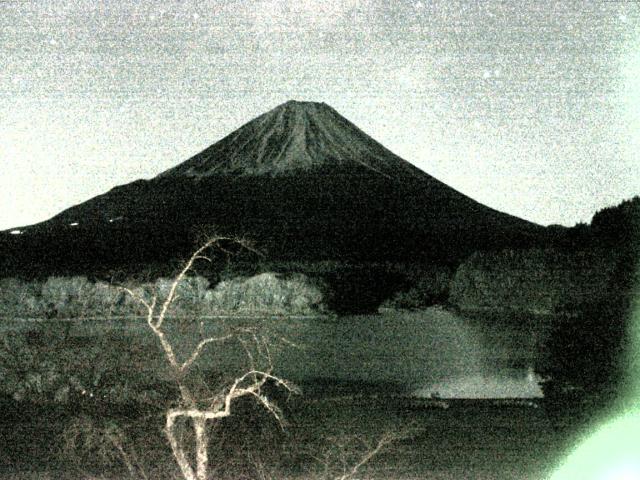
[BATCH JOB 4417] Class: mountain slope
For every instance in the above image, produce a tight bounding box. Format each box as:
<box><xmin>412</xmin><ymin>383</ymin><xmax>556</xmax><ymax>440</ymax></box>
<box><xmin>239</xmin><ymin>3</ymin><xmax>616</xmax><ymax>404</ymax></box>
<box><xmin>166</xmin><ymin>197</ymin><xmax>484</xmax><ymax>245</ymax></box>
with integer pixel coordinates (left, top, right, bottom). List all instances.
<box><xmin>1</xmin><ymin>100</ymin><xmax>546</xmax><ymax>277</ymax></box>
<box><xmin>158</xmin><ymin>100</ymin><xmax>426</xmax><ymax>179</ymax></box>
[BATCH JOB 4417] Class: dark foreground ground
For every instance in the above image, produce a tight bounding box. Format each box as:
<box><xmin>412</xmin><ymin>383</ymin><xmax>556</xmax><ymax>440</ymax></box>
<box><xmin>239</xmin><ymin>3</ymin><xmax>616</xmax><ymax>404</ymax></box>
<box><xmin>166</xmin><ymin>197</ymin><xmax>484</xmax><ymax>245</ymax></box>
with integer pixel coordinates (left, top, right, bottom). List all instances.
<box><xmin>0</xmin><ymin>395</ymin><xmax>573</xmax><ymax>480</ymax></box>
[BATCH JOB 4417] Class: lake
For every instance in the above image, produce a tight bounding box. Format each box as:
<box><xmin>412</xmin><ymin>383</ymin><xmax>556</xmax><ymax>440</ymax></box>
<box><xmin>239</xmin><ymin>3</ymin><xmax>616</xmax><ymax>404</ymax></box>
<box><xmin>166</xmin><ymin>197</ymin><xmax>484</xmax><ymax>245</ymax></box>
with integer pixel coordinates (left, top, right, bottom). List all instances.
<box><xmin>0</xmin><ymin>307</ymin><xmax>553</xmax><ymax>400</ymax></box>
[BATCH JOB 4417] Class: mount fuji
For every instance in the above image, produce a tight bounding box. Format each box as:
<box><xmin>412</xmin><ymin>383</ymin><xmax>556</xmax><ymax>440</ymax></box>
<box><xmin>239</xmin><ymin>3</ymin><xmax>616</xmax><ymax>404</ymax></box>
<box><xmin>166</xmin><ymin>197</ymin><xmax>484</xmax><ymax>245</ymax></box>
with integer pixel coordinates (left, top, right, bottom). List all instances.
<box><xmin>1</xmin><ymin>100</ymin><xmax>545</xmax><ymax>276</ymax></box>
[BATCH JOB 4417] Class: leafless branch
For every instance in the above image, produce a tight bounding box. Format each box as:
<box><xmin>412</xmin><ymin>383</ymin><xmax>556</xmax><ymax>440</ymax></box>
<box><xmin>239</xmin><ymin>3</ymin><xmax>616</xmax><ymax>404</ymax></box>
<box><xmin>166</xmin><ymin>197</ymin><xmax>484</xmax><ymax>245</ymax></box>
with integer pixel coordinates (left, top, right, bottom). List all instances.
<box><xmin>336</xmin><ymin>432</ymin><xmax>396</xmax><ymax>480</ymax></box>
<box><xmin>180</xmin><ymin>335</ymin><xmax>233</xmax><ymax>373</ymax></box>
<box><xmin>120</xmin><ymin>235</ymin><xmax>290</xmax><ymax>480</ymax></box>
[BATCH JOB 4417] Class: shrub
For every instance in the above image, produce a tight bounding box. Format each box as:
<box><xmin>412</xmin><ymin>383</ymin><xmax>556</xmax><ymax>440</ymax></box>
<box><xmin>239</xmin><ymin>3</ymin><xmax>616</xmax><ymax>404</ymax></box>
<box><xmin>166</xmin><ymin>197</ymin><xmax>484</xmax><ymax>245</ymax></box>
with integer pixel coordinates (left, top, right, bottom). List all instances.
<box><xmin>449</xmin><ymin>248</ymin><xmax>619</xmax><ymax>313</ymax></box>
<box><xmin>381</xmin><ymin>266</ymin><xmax>452</xmax><ymax>309</ymax></box>
<box><xmin>61</xmin><ymin>414</ymin><xmax>157</xmax><ymax>479</ymax></box>
<box><xmin>0</xmin><ymin>277</ymin><xmax>43</xmax><ymax>317</ymax></box>
<box><xmin>0</xmin><ymin>331</ymin><xmax>90</xmax><ymax>403</ymax></box>
<box><xmin>0</xmin><ymin>271</ymin><xmax>327</xmax><ymax>319</ymax></box>
<box><xmin>91</xmin><ymin>281</ymin><xmax>127</xmax><ymax>316</ymax></box>
<box><xmin>154</xmin><ymin>275</ymin><xmax>211</xmax><ymax>313</ymax></box>
<box><xmin>206</xmin><ymin>272</ymin><xmax>326</xmax><ymax>315</ymax></box>
<box><xmin>41</xmin><ymin>276</ymin><xmax>96</xmax><ymax>318</ymax></box>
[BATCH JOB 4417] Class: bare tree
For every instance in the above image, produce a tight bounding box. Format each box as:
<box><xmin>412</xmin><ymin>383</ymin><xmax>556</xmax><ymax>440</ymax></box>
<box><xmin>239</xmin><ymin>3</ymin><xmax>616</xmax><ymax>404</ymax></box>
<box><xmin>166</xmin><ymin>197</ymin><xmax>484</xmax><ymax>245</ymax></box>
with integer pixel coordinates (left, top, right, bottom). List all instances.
<box><xmin>307</xmin><ymin>431</ymin><xmax>402</xmax><ymax>480</ymax></box>
<box><xmin>123</xmin><ymin>236</ymin><xmax>296</xmax><ymax>480</ymax></box>
<box><xmin>62</xmin><ymin>414</ymin><xmax>150</xmax><ymax>480</ymax></box>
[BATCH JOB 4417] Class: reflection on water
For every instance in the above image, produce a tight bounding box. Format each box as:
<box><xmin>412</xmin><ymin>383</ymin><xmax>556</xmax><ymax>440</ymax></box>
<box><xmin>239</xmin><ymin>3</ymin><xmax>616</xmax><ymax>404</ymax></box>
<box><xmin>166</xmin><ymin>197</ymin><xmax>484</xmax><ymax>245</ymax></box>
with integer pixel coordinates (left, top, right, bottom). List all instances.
<box><xmin>413</xmin><ymin>367</ymin><xmax>544</xmax><ymax>399</ymax></box>
<box><xmin>277</xmin><ymin>308</ymin><xmax>550</xmax><ymax>399</ymax></box>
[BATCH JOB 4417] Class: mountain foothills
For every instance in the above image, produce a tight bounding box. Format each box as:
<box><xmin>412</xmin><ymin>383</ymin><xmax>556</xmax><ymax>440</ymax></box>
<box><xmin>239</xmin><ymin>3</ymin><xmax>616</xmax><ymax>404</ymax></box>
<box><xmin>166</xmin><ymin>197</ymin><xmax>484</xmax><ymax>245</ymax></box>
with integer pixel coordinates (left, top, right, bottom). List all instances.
<box><xmin>1</xmin><ymin>100</ymin><xmax>547</xmax><ymax>278</ymax></box>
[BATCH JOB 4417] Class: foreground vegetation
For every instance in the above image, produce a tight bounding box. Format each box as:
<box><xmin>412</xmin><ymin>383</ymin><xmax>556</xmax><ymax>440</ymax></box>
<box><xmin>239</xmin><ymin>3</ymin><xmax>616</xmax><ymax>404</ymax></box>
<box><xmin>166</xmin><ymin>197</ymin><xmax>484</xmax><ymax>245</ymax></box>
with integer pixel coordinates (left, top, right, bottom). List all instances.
<box><xmin>0</xmin><ymin>391</ymin><xmax>562</xmax><ymax>480</ymax></box>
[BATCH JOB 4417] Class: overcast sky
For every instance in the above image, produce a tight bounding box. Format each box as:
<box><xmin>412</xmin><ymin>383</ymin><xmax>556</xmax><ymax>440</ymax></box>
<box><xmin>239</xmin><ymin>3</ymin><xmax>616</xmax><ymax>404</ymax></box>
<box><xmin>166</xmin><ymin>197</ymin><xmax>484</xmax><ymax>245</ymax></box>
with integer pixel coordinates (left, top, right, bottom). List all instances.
<box><xmin>1</xmin><ymin>0</ymin><xmax>639</xmax><ymax>230</ymax></box>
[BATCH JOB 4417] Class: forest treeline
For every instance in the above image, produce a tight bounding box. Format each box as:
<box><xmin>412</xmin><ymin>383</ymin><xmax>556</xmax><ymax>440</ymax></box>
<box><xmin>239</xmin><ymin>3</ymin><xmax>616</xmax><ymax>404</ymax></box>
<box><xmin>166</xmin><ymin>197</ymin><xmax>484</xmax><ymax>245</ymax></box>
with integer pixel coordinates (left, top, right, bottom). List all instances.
<box><xmin>0</xmin><ymin>272</ymin><xmax>326</xmax><ymax>318</ymax></box>
<box><xmin>451</xmin><ymin>196</ymin><xmax>639</xmax><ymax>312</ymax></box>
<box><xmin>0</xmin><ymin>197</ymin><xmax>637</xmax><ymax>318</ymax></box>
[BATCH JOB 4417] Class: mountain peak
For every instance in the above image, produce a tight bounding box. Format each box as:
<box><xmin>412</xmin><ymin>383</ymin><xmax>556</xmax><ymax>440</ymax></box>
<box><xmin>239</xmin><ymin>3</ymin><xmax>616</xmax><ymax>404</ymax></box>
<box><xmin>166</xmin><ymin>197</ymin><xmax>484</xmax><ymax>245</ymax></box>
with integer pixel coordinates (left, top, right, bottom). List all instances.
<box><xmin>158</xmin><ymin>101</ymin><xmax>425</xmax><ymax>179</ymax></box>
<box><xmin>280</xmin><ymin>99</ymin><xmax>327</xmax><ymax>108</ymax></box>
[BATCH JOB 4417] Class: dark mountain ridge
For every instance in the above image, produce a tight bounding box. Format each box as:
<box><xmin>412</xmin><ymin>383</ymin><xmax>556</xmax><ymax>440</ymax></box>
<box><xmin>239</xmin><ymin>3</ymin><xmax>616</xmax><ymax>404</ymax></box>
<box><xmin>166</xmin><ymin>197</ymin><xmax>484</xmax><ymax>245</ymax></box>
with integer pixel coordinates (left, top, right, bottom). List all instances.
<box><xmin>1</xmin><ymin>100</ymin><xmax>546</xmax><ymax>278</ymax></box>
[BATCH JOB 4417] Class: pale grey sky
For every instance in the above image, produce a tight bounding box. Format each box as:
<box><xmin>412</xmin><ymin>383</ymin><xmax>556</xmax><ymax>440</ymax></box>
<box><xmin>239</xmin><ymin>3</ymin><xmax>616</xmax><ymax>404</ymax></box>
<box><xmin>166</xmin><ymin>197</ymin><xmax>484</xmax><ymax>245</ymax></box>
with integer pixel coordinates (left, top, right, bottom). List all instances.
<box><xmin>1</xmin><ymin>0</ymin><xmax>639</xmax><ymax>230</ymax></box>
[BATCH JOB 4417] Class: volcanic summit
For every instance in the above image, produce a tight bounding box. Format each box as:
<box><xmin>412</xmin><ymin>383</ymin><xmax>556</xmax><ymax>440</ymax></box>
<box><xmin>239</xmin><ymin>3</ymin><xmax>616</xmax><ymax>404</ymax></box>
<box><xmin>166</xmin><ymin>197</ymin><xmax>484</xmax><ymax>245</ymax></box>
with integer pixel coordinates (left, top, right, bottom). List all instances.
<box><xmin>159</xmin><ymin>100</ymin><xmax>426</xmax><ymax>179</ymax></box>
